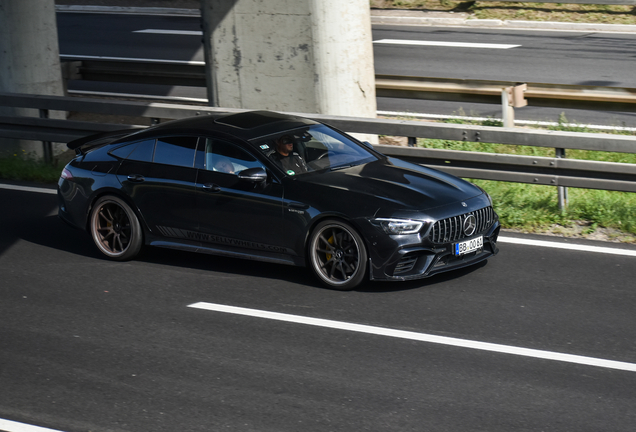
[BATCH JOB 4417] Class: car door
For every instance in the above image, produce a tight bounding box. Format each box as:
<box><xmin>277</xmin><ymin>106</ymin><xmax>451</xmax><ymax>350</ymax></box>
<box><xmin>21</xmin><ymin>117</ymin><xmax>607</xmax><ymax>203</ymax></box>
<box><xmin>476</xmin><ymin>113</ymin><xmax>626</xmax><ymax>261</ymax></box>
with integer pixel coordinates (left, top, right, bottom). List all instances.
<box><xmin>116</xmin><ymin>135</ymin><xmax>199</xmax><ymax>236</ymax></box>
<box><xmin>193</xmin><ymin>137</ymin><xmax>291</xmax><ymax>257</ymax></box>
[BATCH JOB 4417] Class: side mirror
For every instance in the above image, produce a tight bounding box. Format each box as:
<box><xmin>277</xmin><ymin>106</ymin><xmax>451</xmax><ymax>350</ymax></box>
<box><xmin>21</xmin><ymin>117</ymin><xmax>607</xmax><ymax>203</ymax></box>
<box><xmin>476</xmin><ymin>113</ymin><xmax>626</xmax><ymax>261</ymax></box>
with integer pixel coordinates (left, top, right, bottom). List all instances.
<box><xmin>362</xmin><ymin>141</ymin><xmax>374</xmax><ymax>150</ymax></box>
<box><xmin>238</xmin><ymin>167</ymin><xmax>268</xmax><ymax>183</ymax></box>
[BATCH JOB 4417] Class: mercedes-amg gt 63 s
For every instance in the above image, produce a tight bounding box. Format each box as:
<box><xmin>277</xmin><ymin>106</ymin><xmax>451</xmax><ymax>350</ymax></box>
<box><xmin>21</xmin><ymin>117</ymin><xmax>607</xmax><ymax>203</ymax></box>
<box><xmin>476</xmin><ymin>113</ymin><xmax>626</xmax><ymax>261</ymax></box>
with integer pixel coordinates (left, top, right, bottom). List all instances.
<box><xmin>58</xmin><ymin>110</ymin><xmax>499</xmax><ymax>290</ymax></box>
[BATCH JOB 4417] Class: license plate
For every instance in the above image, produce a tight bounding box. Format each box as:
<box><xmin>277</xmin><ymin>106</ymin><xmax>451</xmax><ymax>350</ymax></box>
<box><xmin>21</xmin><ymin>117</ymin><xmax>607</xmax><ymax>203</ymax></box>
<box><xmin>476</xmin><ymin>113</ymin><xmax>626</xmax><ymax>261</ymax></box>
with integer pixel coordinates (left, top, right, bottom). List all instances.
<box><xmin>454</xmin><ymin>236</ymin><xmax>483</xmax><ymax>256</ymax></box>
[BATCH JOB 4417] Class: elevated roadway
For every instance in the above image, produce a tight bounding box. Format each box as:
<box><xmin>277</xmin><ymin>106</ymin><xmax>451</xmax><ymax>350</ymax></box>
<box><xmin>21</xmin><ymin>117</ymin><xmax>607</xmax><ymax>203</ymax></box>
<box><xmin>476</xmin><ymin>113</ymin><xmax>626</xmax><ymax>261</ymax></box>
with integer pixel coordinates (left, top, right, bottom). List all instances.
<box><xmin>55</xmin><ymin>7</ymin><xmax>636</xmax><ymax>128</ymax></box>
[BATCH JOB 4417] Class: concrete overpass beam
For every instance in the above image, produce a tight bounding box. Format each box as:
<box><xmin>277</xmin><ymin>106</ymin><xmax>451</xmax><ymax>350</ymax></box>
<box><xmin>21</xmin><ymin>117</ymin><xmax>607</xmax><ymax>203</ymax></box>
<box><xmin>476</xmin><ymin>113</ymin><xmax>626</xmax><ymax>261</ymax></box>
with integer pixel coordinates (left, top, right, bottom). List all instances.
<box><xmin>201</xmin><ymin>0</ymin><xmax>377</xmax><ymax>140</ymax></box>
<box><xmin>0</xmin><ymin>0</ymin><xmax>66</xmax><ymax>159</ymax></box>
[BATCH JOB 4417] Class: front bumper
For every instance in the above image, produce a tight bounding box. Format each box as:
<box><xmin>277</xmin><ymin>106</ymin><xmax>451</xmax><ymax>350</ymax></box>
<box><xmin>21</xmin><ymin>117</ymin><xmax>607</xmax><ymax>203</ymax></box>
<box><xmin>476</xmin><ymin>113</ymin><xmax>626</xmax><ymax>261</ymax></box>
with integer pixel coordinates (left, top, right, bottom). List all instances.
<box><xmin>367</xmin><ymin>217</ymin><xmax>500</xmax><ymax>282</ymax></box>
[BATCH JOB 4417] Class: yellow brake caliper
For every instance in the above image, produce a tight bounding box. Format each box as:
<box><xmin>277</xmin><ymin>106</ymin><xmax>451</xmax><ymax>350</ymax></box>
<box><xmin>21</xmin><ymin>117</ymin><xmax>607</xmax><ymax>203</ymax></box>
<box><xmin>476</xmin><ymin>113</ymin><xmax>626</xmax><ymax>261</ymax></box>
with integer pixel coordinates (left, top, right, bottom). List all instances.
<box><xmin>326</xmin><ymin>235</ymin><xmax>334</xmax><ymax>261</ymax></box>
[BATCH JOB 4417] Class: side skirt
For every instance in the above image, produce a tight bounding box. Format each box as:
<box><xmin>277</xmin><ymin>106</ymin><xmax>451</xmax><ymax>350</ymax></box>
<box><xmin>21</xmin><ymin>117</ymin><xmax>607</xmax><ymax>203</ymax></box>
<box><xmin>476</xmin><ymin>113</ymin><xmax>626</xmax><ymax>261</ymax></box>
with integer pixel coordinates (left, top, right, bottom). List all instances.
<box><xmin>149</xmin><ymin>240</ymin><xmax>304</xmax><ymax>267</ymax></box>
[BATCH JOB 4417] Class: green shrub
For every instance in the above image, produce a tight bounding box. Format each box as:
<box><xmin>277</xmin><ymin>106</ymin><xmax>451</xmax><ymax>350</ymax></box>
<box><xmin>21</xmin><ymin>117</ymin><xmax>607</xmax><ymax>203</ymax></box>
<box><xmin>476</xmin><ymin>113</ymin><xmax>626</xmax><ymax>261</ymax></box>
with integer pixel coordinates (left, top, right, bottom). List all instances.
<box><xmin>0</xmin><ymin>153</ymin><xmax>64</xmax><ymax>184</ymax></box>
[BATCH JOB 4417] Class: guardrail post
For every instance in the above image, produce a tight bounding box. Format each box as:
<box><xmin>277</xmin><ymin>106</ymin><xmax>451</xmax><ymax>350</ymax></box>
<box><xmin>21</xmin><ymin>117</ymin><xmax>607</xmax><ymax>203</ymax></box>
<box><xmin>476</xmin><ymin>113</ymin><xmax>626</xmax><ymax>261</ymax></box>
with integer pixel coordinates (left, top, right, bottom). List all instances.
<box><xmin>408</xmin><ymin>137</ymin><xmax>417</xmax><ymax>147</ymax></box>
<box><xmin>39</xmin><ymin>108</ymin><xmax>53</xmax><ymax>164</ymax></box>
<box><xmin>556</xmin><ymin>148</ymin><xmax>568</xmax><ymax>212</ymax></box>
<box><xmin>502</xmin><ymin>84</ymin><xmax>528</xmax><ymax>128</ymax></box>
<box><xmin>502</xmin><ymin>88</ymin><xmax>515</xmax><ymax>127</ymax></box>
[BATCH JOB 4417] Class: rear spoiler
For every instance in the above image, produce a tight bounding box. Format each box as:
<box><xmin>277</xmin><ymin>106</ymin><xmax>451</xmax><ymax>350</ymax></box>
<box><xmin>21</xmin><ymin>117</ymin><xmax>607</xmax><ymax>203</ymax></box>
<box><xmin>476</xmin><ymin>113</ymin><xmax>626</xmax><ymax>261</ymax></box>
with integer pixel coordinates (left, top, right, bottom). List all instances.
<box><xmin>67</xmin><ymin>128</ymin><xmax>142</xmax><ymax>156</ymax></box>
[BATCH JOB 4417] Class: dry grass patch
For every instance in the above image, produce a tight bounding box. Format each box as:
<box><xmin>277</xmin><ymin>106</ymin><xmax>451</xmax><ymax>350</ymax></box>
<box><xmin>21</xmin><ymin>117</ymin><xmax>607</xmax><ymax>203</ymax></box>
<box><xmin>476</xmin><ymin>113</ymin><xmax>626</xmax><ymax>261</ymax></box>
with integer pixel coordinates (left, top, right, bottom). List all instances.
<box><xmin>370</xmin><ymin>0</ymin><xmax>636</xmax><ymax>25</ymax></box>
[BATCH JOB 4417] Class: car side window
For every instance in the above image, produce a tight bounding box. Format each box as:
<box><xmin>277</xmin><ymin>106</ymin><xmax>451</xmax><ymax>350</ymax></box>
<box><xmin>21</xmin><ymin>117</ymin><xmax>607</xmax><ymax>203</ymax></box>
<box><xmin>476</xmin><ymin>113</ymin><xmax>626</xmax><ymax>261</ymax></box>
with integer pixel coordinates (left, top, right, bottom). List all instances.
<box><xmin>153</xmin><ymin>136</ymin><xmax>199</xmax><ymax>168</ymax></box>
<box><xmin>203</xmin><ymin>138</ymin><xmax>264</xmax><ymax>175</ymax></box>
<box><xmin>111</xmin><ymin>139</ymin><xmax>156</xmax><ymax>162</ymax></box>
<box><xmin>110</xmin><ymin>142</ymin><xmax>137</xmax><ymax>159</ymax></box>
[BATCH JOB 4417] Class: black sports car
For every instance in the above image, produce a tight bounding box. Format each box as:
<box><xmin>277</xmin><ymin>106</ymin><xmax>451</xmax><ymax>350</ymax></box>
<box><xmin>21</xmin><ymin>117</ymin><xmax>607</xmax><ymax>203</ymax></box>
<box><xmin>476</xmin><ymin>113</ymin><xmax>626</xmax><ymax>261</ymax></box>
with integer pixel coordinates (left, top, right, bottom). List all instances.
<box><xmin>58</xmin><ymin>110</ymin><xmax>499</xmax><ymax>290</ymax></box>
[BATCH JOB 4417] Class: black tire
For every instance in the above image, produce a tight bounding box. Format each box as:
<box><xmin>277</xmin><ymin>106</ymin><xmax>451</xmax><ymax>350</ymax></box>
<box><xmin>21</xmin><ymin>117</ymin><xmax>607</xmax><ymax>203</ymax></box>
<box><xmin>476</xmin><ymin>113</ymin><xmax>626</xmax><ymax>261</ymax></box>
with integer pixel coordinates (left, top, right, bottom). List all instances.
<box><xmin>308</xmin><ymin>219</ymin><xmax>368</xmax><ymax>290</ymax></box>
<box><xmin>89</xmin><ymin>195</ymin><xmax>143</xmax><ymax>261</ymax></box>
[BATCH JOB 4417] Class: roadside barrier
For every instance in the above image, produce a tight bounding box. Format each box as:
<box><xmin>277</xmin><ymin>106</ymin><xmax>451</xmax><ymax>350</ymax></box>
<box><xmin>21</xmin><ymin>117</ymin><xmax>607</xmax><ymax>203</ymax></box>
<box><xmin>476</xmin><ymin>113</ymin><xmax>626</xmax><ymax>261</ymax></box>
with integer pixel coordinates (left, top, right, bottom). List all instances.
<box><xmin>1</xmin><ymin>92</ymin><xmax>635</xmax><ymax>204</ymax></box>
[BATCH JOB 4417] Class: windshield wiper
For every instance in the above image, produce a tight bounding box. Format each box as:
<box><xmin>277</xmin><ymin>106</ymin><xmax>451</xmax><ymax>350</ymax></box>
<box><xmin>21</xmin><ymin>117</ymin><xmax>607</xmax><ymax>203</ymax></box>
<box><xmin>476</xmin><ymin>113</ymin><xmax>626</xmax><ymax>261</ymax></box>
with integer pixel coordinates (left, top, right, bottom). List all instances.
<box><xmin>330</xmin><ymin>164</ymin><xmax>353</xmax><ymax>171</ymax></box>
<box><xmin>331</xmin><ymin>160</ymin><xmax>369</xmax><ymax>171</ymax></box>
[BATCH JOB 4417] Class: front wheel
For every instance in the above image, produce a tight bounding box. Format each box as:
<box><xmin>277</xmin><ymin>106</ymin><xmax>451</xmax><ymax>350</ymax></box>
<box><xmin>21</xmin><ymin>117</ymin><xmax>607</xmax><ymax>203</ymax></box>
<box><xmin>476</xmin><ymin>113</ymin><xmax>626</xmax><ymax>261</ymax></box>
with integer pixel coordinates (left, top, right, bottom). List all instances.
<box><xmin>90</xmin><ymin>195</ymin><xmax>143</xmax><ymax>261</ymax></box>
<box><xmin>308</xmin><ymin>220</ymin><xmax>367</xmax><ymax>290</ymax></box>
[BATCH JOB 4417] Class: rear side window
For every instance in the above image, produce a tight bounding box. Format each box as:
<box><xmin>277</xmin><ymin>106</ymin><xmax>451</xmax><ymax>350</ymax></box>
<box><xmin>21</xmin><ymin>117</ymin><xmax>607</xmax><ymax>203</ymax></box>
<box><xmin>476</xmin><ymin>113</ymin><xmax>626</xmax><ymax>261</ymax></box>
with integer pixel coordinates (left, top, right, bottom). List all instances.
<box><xmin>109</xmin><ymin>139</ymin><xmax>155</xmax><ymax>162</ymax></box>
<box><xmin>110</xmin><ymin>143</ymin><xmax>137</xmax><ymax>159</ymax></box>
<box><xmin>153</xmin><ymin>136</ymin><xmax>199</xmax><ymax>168</ymax></box>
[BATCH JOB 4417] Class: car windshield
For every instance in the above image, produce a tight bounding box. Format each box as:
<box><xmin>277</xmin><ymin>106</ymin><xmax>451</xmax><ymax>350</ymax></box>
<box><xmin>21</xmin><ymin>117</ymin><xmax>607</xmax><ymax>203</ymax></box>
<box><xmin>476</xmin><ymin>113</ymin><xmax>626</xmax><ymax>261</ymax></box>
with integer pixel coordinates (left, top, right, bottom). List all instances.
<box><xmin>251</xmin><ymin>124</ymin><xmax>378</xmax><ymax>176</ymax></box>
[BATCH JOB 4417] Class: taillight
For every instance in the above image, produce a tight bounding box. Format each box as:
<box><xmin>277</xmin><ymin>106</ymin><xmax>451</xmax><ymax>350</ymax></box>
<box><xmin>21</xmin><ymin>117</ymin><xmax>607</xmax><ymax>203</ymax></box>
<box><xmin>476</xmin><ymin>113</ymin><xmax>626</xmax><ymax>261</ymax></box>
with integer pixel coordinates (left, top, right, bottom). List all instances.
<box><xmin>61</xmin><ymin>168</ymin><xmax>73</xmax><ymax>180</ymax></box>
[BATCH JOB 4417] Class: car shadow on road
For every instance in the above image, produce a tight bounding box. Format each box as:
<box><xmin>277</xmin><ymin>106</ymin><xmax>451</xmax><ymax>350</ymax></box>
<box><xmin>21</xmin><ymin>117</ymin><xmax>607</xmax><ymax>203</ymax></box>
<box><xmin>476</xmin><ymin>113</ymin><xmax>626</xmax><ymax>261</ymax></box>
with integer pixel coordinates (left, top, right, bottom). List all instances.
<box><xmin>139</xmin><ymin>244</ymin><xmax>319</xmax><ymax>287</ymax></box>
<box><xmin>139</xmin><ymin>245</ymin><xmax>491</xmax><ymax>292</ymax></box>
<box><xmin>19</xmin><ymin>214</ymin><xmax>314</xmax><ymax>285</ymax></box>
<box><xmin>18</xmin><ymin>214</ymin><xmax>102</xmax><ymax>259</ymax></box>
<box><xmin>23</xmin><ymin>215</ymin><xmax>490</xmax><ymax>292</ymax></box>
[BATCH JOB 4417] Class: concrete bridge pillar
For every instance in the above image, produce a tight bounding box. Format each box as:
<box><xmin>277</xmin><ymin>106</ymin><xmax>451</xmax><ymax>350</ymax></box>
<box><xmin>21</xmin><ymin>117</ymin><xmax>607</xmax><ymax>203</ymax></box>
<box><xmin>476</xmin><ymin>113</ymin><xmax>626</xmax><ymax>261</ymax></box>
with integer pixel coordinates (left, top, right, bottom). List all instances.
<box><xmin>201</xmin><ymin>0</ymin><xmax>377</xmax><ymax>140</ymax></box>
<box><xmin>0</xmin><ymin>0</ymin><xmax>65</xmax><ymax>159</ymax></box>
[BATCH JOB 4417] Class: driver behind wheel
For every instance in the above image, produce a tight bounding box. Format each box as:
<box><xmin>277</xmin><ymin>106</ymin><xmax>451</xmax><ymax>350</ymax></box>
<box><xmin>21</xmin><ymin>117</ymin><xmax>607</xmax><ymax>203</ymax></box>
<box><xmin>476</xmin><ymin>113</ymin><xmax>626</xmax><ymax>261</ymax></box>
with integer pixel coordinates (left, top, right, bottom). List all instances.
<box><xmin>270</xmin><ymin>134</ymin><xmax>308</xmax><ymax>175</ymax></box>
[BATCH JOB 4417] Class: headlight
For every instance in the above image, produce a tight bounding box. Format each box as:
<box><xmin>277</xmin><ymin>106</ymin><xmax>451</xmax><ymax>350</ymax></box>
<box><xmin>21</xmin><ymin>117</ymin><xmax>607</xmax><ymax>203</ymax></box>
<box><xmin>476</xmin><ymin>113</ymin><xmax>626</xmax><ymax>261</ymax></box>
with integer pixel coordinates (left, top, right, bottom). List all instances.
<box><xmin>371</xmin><ymin>218</ymin><xmax>424</xmax><ymax>235</ymax></box>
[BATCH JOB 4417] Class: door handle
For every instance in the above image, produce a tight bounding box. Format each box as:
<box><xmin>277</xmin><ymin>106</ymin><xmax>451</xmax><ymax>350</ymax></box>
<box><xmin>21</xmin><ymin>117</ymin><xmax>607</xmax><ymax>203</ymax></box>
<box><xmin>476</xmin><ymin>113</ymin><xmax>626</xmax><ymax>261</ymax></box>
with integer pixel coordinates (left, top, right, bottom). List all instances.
<box><xmin>202</xmin><ymin>183</ymin><xmax>221</xmax><ymax>192</ymax></box>
<box><xmin>127</xmin><ymin>174</ymin><xmax>145</xmax><ymax>182</ymax></box>
<box><xmin>287</xmin><ymin>202</ymin><xmax>309</xmax><ymax>210</ymax></box>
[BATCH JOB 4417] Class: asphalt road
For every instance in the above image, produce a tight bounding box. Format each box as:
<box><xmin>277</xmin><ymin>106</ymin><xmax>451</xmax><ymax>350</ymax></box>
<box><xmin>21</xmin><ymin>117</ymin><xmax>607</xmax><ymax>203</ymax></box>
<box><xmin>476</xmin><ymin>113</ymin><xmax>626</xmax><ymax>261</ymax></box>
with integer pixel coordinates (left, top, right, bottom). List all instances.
<box><xmin>55</xmin><ymin>11</ymin><xmax>636</xmax><ymax>128</ymax></box>
<box><xmin>2</xmin><ymin>183</ymin><xmax>636</xmax><ymax>431</ymax></box>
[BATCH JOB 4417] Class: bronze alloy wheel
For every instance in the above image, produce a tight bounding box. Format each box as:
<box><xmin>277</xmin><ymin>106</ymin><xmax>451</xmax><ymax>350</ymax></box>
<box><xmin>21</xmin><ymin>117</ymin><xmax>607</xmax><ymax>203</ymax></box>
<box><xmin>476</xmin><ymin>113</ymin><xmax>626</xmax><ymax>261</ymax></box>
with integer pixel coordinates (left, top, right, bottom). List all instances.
<box><xmin>309</xmin><ymin>220</ymin><xmax>367</xmax><ymax>290</ymax></box>
<box><xmin>90</xmin><ymin>196</ymin><xmax>142</xmax><ymax>260</ymax></box>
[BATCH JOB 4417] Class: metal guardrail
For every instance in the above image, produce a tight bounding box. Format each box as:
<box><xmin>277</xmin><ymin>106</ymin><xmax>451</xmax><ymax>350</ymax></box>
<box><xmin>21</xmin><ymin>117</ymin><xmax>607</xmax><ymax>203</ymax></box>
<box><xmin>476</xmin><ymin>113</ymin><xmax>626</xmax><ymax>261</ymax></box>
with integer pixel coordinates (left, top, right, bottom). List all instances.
<box><xmin>1</xmin><ymin>92</ymin><xmax>635</xmax><ymax>193</ymax></box>
<box><xmin>60</xmin><ymin>57</ymin><xmax>636</xmax><ymax>112</ymax></box>
<box><xmin>375</xmin><ymin>75</ymin><xmax>636</xmax><ymax>112</ymax></box>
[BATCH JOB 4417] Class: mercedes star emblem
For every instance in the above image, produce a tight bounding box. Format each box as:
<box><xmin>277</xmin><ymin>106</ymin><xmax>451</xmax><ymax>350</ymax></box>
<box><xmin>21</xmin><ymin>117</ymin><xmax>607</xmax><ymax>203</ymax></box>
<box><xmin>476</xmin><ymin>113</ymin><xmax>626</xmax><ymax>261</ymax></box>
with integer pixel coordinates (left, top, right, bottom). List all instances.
<box><xmin>463</xmin><ymin>214</ymin><xmax>477</xmax><ymax>236</ymax></box>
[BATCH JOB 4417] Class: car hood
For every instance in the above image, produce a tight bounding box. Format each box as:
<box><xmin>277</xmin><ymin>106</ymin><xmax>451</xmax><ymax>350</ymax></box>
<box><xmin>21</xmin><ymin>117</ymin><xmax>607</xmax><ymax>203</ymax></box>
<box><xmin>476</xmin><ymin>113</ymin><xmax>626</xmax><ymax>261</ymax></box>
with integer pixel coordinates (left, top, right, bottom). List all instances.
<box><xmin>295</xmin><ymin>157</ymin><xmax>483</xmax><ymax>212</ymax></box>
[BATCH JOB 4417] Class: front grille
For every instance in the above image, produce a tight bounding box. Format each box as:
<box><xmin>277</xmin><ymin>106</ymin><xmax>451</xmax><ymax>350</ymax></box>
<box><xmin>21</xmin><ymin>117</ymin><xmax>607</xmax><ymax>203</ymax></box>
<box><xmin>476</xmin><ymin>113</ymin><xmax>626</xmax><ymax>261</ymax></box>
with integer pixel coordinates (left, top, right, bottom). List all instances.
<box><xmin>429</xmin><ymin>206</ymin><xmax>495</xmax><ymax>244</ymax></box>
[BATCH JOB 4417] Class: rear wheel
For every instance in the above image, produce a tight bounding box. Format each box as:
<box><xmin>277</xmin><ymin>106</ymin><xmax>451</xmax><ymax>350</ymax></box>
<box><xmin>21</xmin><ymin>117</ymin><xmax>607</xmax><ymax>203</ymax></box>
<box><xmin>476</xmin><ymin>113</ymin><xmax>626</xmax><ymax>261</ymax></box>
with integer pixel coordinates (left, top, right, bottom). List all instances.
<box><xmin>90</xmin><ymin>195</ymin><xmax>142</xmax><ymax>260</ymax></box>
<box><xmin>309</xmin><ymin>219</ymin><xmax>367</xmax><ymax>290</ymax></box>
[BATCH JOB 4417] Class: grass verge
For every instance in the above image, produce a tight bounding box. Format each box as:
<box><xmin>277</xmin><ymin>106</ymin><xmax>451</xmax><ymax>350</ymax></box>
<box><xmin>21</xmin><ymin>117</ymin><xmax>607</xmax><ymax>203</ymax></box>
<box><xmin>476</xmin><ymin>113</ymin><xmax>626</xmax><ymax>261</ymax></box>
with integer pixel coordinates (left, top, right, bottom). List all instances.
<box><xmin>471</xmin><ymin>179</ymin><xmax>636</xmax><ymax>242</ymax></box>
<box><xmin>370</xmin><ymin>0</ymin><xmax>636</xmax><ymax>25</ymax></box>
<box><xmin>379</xmin><ymin>113</ymin><xmax>636</xmax><ymax>242</ymax></box>
<box><xmin>0</xmin><ymin>153</ymin><xmax>66</xmax><ymax>184</ymax></box>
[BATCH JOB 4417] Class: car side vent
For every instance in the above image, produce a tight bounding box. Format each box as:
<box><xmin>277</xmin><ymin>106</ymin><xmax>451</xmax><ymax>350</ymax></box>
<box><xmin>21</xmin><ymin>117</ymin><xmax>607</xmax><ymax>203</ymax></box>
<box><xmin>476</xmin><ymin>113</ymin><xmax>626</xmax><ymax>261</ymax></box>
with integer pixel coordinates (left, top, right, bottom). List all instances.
<box><xmin>429</xmin><ymin>206</ymin><xmax>495</xmax><ymax>244</ymax></box>
<box><xmin>394</xmin><ymin>256</ymin><xmax>418</xmax><ymax>275</ymax></box>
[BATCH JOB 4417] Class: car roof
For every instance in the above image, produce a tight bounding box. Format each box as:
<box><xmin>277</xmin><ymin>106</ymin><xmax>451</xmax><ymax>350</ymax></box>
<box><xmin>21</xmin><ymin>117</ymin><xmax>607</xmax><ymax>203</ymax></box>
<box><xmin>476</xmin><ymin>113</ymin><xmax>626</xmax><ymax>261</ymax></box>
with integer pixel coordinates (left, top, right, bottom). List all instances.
<box><xmin>123</xmin><ymin>110</ymin><xmax>319</xmax><ymax>142</ymax></box>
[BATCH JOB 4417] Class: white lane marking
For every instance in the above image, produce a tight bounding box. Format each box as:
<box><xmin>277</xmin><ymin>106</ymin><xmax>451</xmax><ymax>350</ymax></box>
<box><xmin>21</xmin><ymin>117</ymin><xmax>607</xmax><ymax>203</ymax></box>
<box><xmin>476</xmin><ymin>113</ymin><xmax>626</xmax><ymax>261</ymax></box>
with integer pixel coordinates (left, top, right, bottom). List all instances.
<box><xmin>373</xmin><ymin>39</ymin><xmax>521</xmax><ymax>49</ymax></box>
<box><xmin>0</xmin><ymin>419</ymin><xmax>65</xmax><ymax>432</ymax></box>
<box><xmin>0</xmin><ymin>184</ymin><xmax>57</xmax><ymax>195</ymax></box>
<box><xmin>60</xmin><ymin>54</ymin><xmax>205</xmax><ymax>66</ymax></box>
<box><xmin>4</xmin><ymin>183</ymin><xmax>635</xmax><ymax>257</ymax></box>
<box><xmin>499</xmin><ymin>236</ymin><xmax>636</xmax><ymax>257</ymax></box>
<box><xmin>189</xmin><ymin>302</ymin><xmax>636</xmax><ymax>373</ymax></box>
<box><xmin>134</xmin><ymin>29</ymin><xmax>202</xmax><ymax>36</ymax></box>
